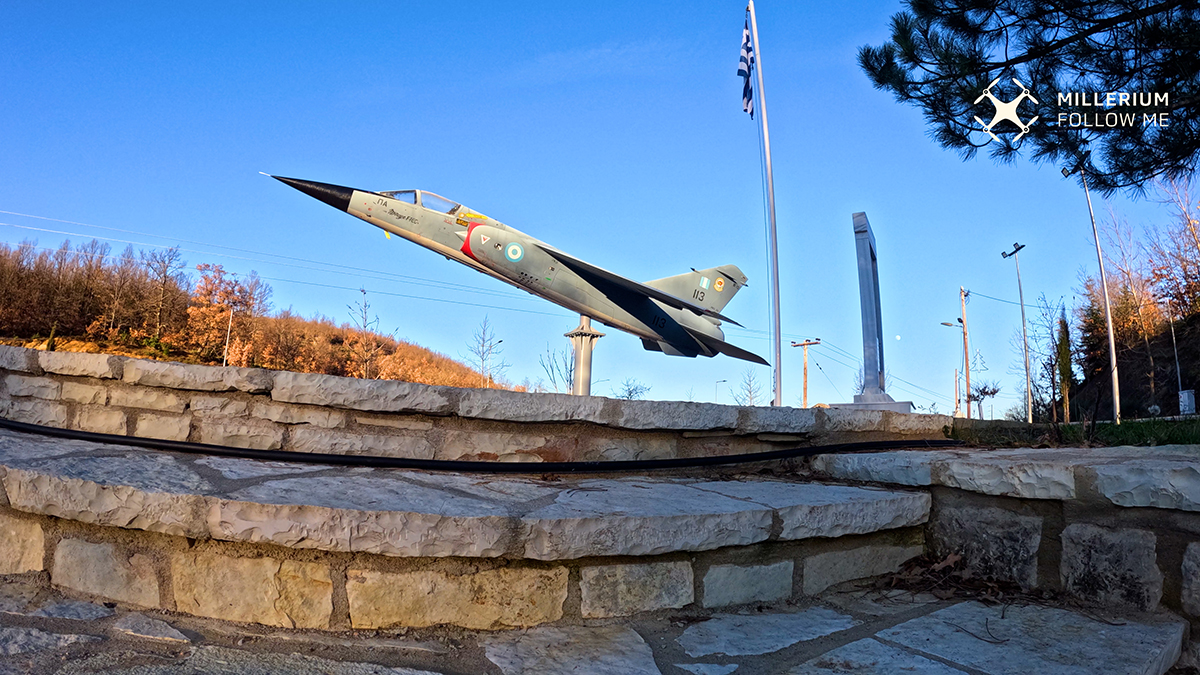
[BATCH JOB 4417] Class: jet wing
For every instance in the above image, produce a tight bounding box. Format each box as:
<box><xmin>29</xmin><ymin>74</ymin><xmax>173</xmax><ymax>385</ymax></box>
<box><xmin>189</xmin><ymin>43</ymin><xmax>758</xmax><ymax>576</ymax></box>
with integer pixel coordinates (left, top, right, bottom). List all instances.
<box><xmin>535</xmin><ymin>245</ymin><xmax>744</xmax><ymax>327</ymax></box>
<box><xmin>682</xmin><ymin>326</ymin><xmax>770</xmax><ymax>366</ymax></box>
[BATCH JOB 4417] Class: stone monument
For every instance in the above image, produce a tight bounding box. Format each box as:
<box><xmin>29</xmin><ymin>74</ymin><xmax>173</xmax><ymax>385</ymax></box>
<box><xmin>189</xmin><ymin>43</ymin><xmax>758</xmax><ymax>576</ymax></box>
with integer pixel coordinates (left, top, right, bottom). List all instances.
<box><xmin>844</xmin><ymin>212</ymin><xmax>913</xmax><ymax>413</ymax></box>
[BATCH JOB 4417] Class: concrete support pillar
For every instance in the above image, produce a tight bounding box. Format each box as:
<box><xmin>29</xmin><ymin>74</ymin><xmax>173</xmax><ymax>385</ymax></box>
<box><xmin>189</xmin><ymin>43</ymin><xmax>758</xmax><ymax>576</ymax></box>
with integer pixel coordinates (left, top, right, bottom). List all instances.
<box><xmin>566</xmin><ymin>316</ymin><xmax>604</xmax><ymax>396</ymax></box>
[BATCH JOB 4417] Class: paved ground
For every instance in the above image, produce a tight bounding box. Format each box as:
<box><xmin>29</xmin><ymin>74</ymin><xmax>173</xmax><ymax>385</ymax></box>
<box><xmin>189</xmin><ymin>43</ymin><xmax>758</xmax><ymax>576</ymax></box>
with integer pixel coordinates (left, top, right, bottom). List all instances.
<box><xmin>0</xmin><ymin>574</ymin><xmax>1190</xmax><ymax>675</ymax></box>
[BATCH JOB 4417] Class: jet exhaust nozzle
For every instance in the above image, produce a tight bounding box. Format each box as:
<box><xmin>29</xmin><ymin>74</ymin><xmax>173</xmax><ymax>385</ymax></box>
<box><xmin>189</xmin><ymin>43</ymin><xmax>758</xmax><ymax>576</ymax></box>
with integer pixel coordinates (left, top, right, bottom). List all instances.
<box><xmin>272</xmin><ymin>176</ymin><xmax>354</xmax><ymax>212</ymax></box>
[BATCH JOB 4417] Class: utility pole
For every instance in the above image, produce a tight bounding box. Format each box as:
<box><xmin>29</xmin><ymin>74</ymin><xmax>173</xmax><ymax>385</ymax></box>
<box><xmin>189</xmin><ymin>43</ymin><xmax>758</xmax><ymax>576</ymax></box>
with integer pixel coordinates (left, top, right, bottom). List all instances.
<box><xmin>790</xmin><ymin>339</ymin><xmax>821</xmax><ymax>408</ymax></box>
<box><xmin>1063</xmin><ymin>160</ymin><xmax>1120</xmax><ymax>423</ymax></box>
<box><xmin>960</xmin><ymin>287</ymin><xmax>971</xmax><ymax>420</ymax></box>
<box><xmin>1002</xmin><ymin>243</ymin><xmax>1033</xmax><ymax>423</ymax></box>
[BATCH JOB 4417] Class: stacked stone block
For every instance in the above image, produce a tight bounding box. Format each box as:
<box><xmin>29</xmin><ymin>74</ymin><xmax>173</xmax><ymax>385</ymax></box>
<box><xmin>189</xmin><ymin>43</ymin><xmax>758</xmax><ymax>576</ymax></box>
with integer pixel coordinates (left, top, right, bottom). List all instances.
<box><xmin>0</xmin><ymin>344</ymin><xmax>951</xmax><ymax>464</ymax></box>
<box><xmin>813</xmin><ymin>444</ymin><xmax>1200</xmax><ymax>626</ymax></box>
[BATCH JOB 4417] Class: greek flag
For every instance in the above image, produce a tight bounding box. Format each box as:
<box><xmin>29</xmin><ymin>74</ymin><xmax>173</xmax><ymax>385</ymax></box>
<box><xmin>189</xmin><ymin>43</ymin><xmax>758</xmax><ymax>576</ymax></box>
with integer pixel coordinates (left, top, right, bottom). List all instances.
<box><xmin>738</xmin><ymin>18</ymin><xmax>754</xmax><ymax>118</ymax></box>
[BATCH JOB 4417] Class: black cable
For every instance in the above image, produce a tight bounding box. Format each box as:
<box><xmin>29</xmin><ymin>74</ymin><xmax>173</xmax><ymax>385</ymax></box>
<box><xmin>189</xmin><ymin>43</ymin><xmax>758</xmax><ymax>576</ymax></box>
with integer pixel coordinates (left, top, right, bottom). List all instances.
<box><xmin>0</xmin><ymin>417</ymin><xmax>961</xmax><ymax>474</ymax></box>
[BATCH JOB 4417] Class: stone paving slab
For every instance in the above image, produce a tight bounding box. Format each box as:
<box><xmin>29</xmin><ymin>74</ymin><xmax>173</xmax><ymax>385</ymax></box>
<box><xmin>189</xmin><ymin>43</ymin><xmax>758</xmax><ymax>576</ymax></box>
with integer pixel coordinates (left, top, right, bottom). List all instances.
<box><xmin>879</xmin><ymin>601</ymin><xmax>1186</xmax><ymax>675</ymax></box>
<box><xmin>818</xmin><ymin>583</ymin><xmax>941</xmax><ymax>617</ymax></box>
<box><xmin>0</xmin><ymin>427</ymin><xmax>929</xmax><ymax>560</ymax></box>
<box><xmin>0</xmin><ymin>582</ymin><xmax>39</xmax><ymax>614</ymax></box>
<box><xmin>29</xmin><ymin>599</ymin><xmax>114</xmax><ymax>621</ymax></box>
<box><xmin>787</xmin><ymin>637</ymin><xmax>970</xmax><ymax>674</ymax></box>
<box><xmin>0</xmin><ymin>626</ymin><xmax>99</xmax><ymax>655</ymax></box>
<box><xmin>56</xmin><ymin>646</ymin><xmax>443</xmax><ymax>675</ymax></box>
<box><xmin>0</xmin><ymin>576</ymin><xmax>1189</xmax><ymax>675</ymax></box>
<box><xmin>677</xmin><ymin>608</ymin><xmax>861</xmax><ymax>658</ymax></box>
<box><xmin>482</xmin><ymin>625</ymin><xmax>661</xmax><ymax>674</ymax></box>
<box><xmin>812</xmin><ymin>445</ymin><xmax>1200</xmax><ymax>509</ymax></box>
<box><xmin>111</xmin><ymin>614</ymin><xmax>189</xmax><ymax>643</ymax></box>
<box><xmin>675</xmin><ymin>665</ymin><xmax>738</xmax><ymax>675</ymax></box>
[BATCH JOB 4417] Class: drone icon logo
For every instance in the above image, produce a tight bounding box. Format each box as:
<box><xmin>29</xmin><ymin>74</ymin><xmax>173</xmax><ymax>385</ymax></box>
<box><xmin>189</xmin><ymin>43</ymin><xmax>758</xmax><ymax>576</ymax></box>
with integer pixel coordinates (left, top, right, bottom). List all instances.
<box><xmin>973</xmin><ymin>77</ymin><xmax>1040</xmax><ymax>143</ymax></box>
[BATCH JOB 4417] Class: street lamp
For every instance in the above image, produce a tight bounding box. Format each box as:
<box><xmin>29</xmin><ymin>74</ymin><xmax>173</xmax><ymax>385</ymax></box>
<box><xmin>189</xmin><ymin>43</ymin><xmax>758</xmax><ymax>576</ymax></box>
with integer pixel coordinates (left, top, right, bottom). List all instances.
<box><xmin>715</xmin><ymin>379</ymin><xmax>728</xmax><ymax>403</ymax></box>
<box><xmin>941</xmin><ymin>319</ymin><xmax>969</xmax><ymax>418</ymax></box>
<box><xmin>1002</xmin><ymin>243</ymin><xmax>1033</xmax><ymax>423</ymax></box>
<box><xmin>222</xmin><ymin>305</ymin><xmax>235</xmax><ymax>367</ymax></box>
<box><xmin>1062</xmin><ymin>158</ymin><xmax>1121</xmax><ymax>423</ymax></box>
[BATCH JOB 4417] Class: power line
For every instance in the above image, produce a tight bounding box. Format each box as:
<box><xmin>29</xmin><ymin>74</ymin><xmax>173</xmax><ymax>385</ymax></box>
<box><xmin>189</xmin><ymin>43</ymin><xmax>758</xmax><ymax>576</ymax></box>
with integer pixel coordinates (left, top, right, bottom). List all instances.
<box><xmin>968</xmin><ymin>290</ymin><xmax>1022</xmax><ymax>306</ymax></box>
<box><xmin>889</xmin><ymin>374</ymin><xmax>955</xmax><ymax>403</ymax></box>
<box><xmin>0</xmin><ymin>236</ymin><xmax>573</xmax><ymax>320</ymax></box>
<box><xmin>1</xmin><ymin>209</ymin><xmax>521</xmax><ymax>290</ymax></box>
<box><xmin>0</xmin><ymin>218</ymin><xmax>534</xmax><ymax>301</ymax></box>
<box><xmin>256</xmin><ymin>275</ymin><xmax>572</xmax><ymax>318</ymax></box>
<box><xmin>811</xmin><ymin>359</ymin><xmax>845</xmax><ymax>400</ymax></box>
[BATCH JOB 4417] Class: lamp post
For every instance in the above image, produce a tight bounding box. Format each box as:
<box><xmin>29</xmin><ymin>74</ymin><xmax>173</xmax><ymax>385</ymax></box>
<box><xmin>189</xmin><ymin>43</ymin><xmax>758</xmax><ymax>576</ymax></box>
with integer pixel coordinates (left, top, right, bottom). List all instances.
<box><xmin>222</xmin><ymin>306</ymin><xmax>235</xmax><ymax>367</ymax></box>
<box><xmin>1002</xmin><ymin>243</ymin><xmax>1033</xmax><ymax>423</ymax></box>
<box><xmin>942</xmin><ymin>317</ymin><xmax>970</xmax><ymax>419</ymax></box>
<box><xmin>715</xmin><ymin>379</ymin><xmax>728</xmax><ymax>404</ymax></box>
<box><xmin>953</xmin><ymin>368</ymin><xmax>960</xmax><ymax>417</ymax></box>
<box><xmin>1062</xmin><ymin>160</ymin><xmax>1121</xmax><ymax>423</ymax></box>
<box><xmin>1158</xmin><ymin>295</ymin><xmax>1188</xmax><ymax>413</ymax></box>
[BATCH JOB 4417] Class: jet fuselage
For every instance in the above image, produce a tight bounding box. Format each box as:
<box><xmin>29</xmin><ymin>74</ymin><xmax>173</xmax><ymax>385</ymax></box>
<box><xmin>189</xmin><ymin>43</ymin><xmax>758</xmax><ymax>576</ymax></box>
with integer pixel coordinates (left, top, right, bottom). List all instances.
<box><xmin>271</xmin><ymin>176</ymin><xmax>767</xmax><ymax>365</ymax></box>
<box><xmin>350</xmin><ymin>189</ymin><xmax>709</xmax><ymax>349</ymax></box>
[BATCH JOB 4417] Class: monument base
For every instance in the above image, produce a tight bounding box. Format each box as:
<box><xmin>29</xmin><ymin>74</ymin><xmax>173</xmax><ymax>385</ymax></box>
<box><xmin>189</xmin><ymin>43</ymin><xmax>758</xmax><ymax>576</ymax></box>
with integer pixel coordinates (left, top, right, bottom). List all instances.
<box><xmin>835</xmin><ymin>391</ymin><xmax>915</xmax><ymax>414</ymax></box>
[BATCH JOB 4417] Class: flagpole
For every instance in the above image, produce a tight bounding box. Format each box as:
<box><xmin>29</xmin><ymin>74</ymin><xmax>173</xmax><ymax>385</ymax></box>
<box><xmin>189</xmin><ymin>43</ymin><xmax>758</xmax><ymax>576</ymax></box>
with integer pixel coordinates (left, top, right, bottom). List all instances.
<box><xmin>747</xmin><ymin>0</ymin><xmax>782</xmax><ymax>406</ymax></box>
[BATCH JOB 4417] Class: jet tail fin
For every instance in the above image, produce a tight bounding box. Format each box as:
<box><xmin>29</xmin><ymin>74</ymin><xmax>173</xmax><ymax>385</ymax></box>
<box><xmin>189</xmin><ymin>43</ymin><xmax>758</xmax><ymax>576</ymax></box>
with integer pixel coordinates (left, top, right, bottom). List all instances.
<box><xmin>646</xmin><ymin>265</ymin><xmax>747</xmax><ymax>315</ymax></box>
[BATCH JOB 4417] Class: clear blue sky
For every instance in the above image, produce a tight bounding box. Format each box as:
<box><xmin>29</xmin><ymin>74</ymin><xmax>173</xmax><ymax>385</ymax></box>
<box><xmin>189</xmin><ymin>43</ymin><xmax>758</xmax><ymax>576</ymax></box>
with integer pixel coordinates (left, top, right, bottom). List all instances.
<box><xmin>0</xmin><ymin>2</ymin><xmax>1170</xmax><ymax>413</ymax></box>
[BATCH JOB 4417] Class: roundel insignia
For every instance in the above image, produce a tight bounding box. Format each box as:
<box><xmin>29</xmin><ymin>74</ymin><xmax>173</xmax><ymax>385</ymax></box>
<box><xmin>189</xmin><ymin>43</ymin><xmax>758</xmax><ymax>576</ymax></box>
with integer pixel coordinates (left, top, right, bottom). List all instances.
<box><xmin>714</xmin><ymin>278</ymin><xmax>725</xmax><ymax>292</ymax></box>
<box><xmin>505</xmin><ymin>242</ymin><xmax>524</xmax><ymax>262</ymax></box>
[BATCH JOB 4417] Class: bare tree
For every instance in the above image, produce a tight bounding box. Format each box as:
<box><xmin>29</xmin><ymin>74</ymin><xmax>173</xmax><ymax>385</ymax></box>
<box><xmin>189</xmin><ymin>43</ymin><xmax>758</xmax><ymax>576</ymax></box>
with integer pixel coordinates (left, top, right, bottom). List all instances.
<box><xmin>539</xmin><ymin>343</ymin><xmax>574</xmax><ymax>393</ymax></box>
<box><xmin>105</xmin><ymin>245</ymin><xmax>145</xmax><ymax>336</ymax></box>
<box><xmin>613</xmin><ymin>378</ymin><xmax>651</xmax><ymax>400</ymax></box>
<box><xmin>1015</xmin><ymin>293</ymin><xmax>1066</xmax><ymax>422</ymax></box>
<box><xmin>140</xmin><ymin>246</ymin><xmax>186</xmax><ymax>340</ymax></box>
<box><xmin>730</xmin><ymin>367</ymin><xmax>763</xmax><ymax>406</ymax></box>
<box><xmin>465</xmin><ymin>315</ymin><xmax>509</xmax><ymax>388</ymax></box>
<box><xmin>1150</xmin><ymin>178</ymin><xmax>1200</xmax><ymax>313</ymax></box>
<box><xmin>1055</xmin><ymin>309</ymin><xmax>1075</xmax><ymax>423</ymax></box>
<box><xmin>346</xmin><ymin>289</ymin><xmax>390</xmax><ymax>379</ymax></box>
<box><xmin>241</xmin><ymin>271</ymin><xmax>273</xmax><ymax>318</ymax></box>
<box><xmin>1103</xmin><ymin>211</ymin><xmax>1161</xmax><ymax>407</ymax></box>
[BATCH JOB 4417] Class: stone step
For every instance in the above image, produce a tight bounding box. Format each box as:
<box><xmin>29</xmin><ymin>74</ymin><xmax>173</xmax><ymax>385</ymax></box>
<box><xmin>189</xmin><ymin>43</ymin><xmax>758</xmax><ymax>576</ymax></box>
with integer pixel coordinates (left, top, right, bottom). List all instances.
<box><xmin>0</xmin><ymin>425</ymin><xmax>934</xmax><ymax>631</ymax></box>
<box><xmin>0</xmin><ymin>426</ymin><xmax>929</xmax><ymax>560</ymax></box>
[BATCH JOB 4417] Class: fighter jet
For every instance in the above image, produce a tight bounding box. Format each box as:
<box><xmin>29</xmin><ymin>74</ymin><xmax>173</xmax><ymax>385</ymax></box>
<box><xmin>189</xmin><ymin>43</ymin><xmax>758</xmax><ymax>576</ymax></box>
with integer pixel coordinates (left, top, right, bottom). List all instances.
<box><xmin>270</xmin><ymin>176</ymin><xmax>767</xmax><ymax>365</ymax></box>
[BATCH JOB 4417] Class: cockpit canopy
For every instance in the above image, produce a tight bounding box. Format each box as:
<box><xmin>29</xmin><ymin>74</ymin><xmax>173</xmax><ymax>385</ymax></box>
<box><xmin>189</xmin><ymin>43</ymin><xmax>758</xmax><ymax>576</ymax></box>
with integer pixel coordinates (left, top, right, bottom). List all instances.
<box><xmin>379</xmin><ymin>190</ymin><xmax>462</xmax><ymax>215</ymax></box>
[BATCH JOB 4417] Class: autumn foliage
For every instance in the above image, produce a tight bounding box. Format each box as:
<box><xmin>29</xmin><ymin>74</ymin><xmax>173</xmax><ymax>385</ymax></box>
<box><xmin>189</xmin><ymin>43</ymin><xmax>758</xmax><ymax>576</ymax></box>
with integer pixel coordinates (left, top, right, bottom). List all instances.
<box><xmin>0</xmin><ymin>239</ymin><xmax>488</xmax><ymax>388</ymax></box>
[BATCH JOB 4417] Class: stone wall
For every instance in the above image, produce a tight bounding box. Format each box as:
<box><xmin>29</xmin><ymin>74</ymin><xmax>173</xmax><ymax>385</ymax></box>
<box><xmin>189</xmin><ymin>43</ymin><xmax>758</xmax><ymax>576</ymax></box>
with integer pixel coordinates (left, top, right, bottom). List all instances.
<box><xmin>811</xmin><ymin>445</ymin><xmax>1200</xmax><ymax>638</ymax></box>
<box><xmin>0</xmin><ymin>345</ymin><xmax>950</xmax><ymax>462</ymax></box>
<box><xmin>0</xmin><ymin>505</ymin><xmax>923</xmax><ymax>630</ymax></box>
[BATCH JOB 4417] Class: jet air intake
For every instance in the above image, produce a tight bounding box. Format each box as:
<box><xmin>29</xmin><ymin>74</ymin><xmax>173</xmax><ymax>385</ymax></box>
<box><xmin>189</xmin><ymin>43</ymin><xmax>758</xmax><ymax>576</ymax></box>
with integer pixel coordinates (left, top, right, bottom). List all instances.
<box><xmin>461</xmin><ymin>223</ymin><xmax>515</xmax><ymax>269</ymax></box>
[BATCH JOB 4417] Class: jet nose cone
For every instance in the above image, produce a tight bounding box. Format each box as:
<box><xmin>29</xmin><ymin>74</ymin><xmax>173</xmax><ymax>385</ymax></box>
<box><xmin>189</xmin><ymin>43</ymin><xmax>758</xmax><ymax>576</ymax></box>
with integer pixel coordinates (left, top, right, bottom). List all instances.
<box><xmin>270</xmin><ymin>175</ymin><xmax>354</xmax><ymax>212</ymax></box>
